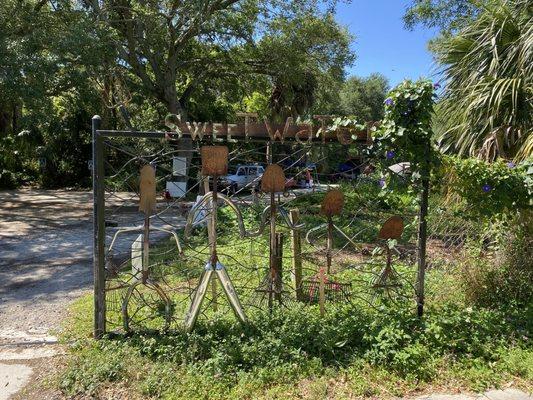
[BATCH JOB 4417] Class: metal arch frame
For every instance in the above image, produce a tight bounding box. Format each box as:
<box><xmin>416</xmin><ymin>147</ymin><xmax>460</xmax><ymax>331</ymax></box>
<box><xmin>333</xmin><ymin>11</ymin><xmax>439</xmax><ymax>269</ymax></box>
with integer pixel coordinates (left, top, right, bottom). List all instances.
<box><xmin>184</xmin><ymin>191</ymin><xmax>255</xmax><ymax>239</ymax></box>
<box><xmin>122</xmin><ymin>280</ymin><xmax>173</xmax><ymax>332</ymax></box>
<box><xmin>106</xmin><ymin>224</ymin><xmax>183</xmax><ymax>332</ymax></box>
<box><xmin>305</xmin><ymin>223</ymin><xmax>367</xmax><ymax>252</ymax></box>
<box><xmin>247</xmin><ymin>203</ymin><xmax>304</xmax><ymax>236</ymax></box>
<box><xmin>108</xmin><ymin>225</ymin><xmax>183</xmax><ymax>255</ymax></box>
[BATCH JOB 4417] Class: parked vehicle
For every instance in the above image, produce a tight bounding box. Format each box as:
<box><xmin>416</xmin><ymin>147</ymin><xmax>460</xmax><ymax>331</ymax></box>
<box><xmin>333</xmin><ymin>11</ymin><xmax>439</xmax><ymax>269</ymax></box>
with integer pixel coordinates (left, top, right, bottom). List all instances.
<box><xmin>220</xmin><ymin>164</ymin><xmax>265</xmax><ymax>193</ymax></box>
<box><xmin>332</xmin><ymin>159</ymin><xmax>362</xmax><ymax>181</ymax></box>
<box><xmin>388</xmin><ymin>162</ymin><xmax>411</xmax><ymax>179</ymax></box>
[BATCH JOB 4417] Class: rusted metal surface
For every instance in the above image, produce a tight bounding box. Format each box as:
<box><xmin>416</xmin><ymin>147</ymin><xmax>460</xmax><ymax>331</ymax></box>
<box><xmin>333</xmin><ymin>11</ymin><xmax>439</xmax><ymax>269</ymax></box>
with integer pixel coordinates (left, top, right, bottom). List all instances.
<box><xmin>261</xmin><ymin>164</ymin><xmax>286</xmax><ymax>193</ymax></box>
<box><xmin>200</xmin><ymin>145</ymin><xmax>229</xmax><ymax>176</ymax></box>
<box><xmin>139</xmin><ymin>165</ymin><xmax>156</xmax><ymax>215</ymax></box>
<box><xmin>378</xmin><ymin>216</ymin><xmax>404</xmax><ymax>240</ymax></box>
<box><xmin>321</xmin><ymin>189</ymin><xmax>344</xmax><ymax>217</ymax></box>
<box><xmin>183</xmin><ymin>146</ymin><xmax>247</xmax><ymax>331</ymax></box>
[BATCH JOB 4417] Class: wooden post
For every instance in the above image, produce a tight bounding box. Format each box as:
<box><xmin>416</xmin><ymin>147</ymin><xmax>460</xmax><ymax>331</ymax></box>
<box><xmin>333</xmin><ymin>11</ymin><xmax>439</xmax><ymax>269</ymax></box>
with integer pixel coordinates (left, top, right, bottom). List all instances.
<box><xmin>289</xmin><ymin>209</ymin><xmax>303</xmax><ymax>301</ymax></box>
<box><xmin>274</xmin><ymin>233</ymin><xmax>284</xmax><ymax>304</ymax></box>
<box><xmin>318</xmin><ymin>267</ymin><xmax>325</xmax><ymax>317</ymax></box>
<box><xmin>416</xmin><ymin>142</ymin><xmax>430</xmax><ymax>317</ymax></box>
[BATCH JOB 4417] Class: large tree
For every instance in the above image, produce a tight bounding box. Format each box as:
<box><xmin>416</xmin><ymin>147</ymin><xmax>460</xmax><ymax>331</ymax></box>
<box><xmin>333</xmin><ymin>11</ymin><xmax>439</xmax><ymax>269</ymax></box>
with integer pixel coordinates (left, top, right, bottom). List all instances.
<box><xmin>404</xmin><ymin>0</ymin><xmax>485</xmax><ymax>33</ymax></box>
<box><xmin>338</xmin><ymin>73</ymin><xmax>389</xmax><ymax>121</ymax></box>
<box><xmin>69</xmin><ymin>0</ymin><xmax>352</xmax><ymax>119</ymax></box>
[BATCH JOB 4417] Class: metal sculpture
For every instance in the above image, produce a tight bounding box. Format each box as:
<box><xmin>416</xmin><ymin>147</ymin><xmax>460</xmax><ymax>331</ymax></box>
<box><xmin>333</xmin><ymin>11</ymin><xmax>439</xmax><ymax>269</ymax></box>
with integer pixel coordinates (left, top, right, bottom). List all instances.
<box><xmin>303</xmin><ymin>189</ymin><xmax>352</xmax><ymax>308</ymax></box>
<box><xmin>252</xmin><ymin>164</ymin><xmax>303</xmax><ymax>311</ymax></box>
<box><xmin>372</xmin><ymin>216</ymin><xmax>404</xmax><ymax>291</ymax></box>
<box><xmin>106</xmin><ymin>164</ymin><xmax>183</xmax><ymax>332</ymax></box>
<box><xmin>183</xmin><ymin>146</ymin><xmax>249</xmax><ymax>331</ymax></box>
<box><xmin>305</xmin><ymin>189</ymin><xmax>361</xmax><ymax>274</ymax></box>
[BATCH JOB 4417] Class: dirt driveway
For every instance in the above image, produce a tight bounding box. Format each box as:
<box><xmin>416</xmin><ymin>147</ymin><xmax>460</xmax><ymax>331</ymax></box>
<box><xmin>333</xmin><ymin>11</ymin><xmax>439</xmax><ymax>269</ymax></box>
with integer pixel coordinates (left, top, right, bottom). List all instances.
<box><xmin>0</xmin><ymin>189</ymin><xmax>187</xmax><ymax>399</ymax></box>
<box><xmin>0</xmin><ymin>189</ymin><xmax>94</xmax><ymax>335</ymax></box>
<box><xmin>0</xmin><ymin>189</ymin><xmax>94</xmax><ymax>399</ymax></box>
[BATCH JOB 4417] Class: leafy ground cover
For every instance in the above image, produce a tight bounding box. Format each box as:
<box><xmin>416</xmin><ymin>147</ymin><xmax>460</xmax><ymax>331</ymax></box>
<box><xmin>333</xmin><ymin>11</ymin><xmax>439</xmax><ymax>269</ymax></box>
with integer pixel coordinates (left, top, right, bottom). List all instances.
<box><xmin>54</xmin><ymin>170</ymin><xmax>532</xmax><ymax>399</ymax></box>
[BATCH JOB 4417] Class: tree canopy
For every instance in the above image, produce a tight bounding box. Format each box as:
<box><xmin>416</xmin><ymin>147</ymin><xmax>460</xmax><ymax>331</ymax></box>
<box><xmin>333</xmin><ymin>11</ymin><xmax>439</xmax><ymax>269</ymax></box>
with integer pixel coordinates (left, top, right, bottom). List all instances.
<box><xmin>0</xmin><ymin>0</ymin><xmax>368</xmax><ymax>187</ymax></box>
<box><xmin>338</xmin><ymin>73</ymin><xmax>389</xmax><ymax>121</ymax></box>
<box><xmin>404</xmin><ymin>0</ymin><xmax>484</xmax><ymax>33</ymax></box>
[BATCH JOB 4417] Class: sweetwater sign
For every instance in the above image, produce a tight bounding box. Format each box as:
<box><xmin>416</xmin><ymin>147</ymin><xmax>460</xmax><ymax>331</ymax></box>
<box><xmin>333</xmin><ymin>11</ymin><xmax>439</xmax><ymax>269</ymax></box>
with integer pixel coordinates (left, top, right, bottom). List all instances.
<box><xmin>164</xmin><ymin>113</ymin><xmax>373</xmax><ymax>144</ymax></box>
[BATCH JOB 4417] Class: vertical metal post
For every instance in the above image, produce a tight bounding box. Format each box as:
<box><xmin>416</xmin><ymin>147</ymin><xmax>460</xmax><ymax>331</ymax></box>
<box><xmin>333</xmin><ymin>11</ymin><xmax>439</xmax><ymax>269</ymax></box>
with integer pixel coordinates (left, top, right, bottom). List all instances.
<box><xmin>289</xmin><ymin>209</ymin><xmax>303</xmax><ymax>301</ymax></box>
<box><xmin>416</xmin><ymin>142</ymin><xmax>430</xmax><ymax>317</ymax></box>
<box><xmin>266</xmin><ymin>142</ymin><xmax>272</xmax><ymax>164</ymax></box>
<box><xmin>142</xmin><ymin>215</ymin><xmax>150</xmax><ymax>283</ymax></box>
<box><xmin>205</xmin><ymin>177</ymin><xmax>217</xmax><ymax>310</ymax></box>
<box><xmin>92</xmin><ymin>115</ymin><xmax>106</xmax><ymax>338</ymax></box>
<box><xmin>210</xmin><ymin>178</ymin><xmax>218</xmax><ymax>264</ymax></box>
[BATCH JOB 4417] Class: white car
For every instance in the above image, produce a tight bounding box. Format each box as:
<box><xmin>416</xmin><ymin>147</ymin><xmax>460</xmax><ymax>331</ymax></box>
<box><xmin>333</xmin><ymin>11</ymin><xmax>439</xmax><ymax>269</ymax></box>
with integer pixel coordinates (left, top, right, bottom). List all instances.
<box><xmin>388</xmin><ymin>162</ymin><xmax>411</xmax><ymax>178</ymax></box>
<box><xmin>220</xmin><ymin>164</ymin><xmax>265</xmax><ymax>193</ymax></box>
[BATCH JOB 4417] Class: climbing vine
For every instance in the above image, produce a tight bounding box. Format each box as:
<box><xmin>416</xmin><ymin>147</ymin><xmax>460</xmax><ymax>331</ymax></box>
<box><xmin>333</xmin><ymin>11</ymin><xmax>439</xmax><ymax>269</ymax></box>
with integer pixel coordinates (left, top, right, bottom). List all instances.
<box><xmin>373</xmin><ymin>79</ymin><xmax>437</xmax><ymax>177</ymax></box>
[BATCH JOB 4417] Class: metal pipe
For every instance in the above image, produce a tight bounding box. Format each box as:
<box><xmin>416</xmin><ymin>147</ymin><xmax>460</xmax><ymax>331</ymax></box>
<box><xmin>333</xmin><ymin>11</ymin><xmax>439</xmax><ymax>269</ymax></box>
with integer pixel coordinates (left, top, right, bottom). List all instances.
<box><xmin>269</xmin><ymin>191</ymin><xmax>276</xmax><ymax>312</ymax></box>
<box><xmin>92</xmin><ymin>115</ymin><xmax>106</xmax><ymax>339</ymax></box>
<box><xmin>142</xmin><ymin>214</ymin><xmax>150</xmax><ymax>283</ymax></box>
<box><xmin>210</xmin><ymin>178</ymin><xmax>218</xmax><ymax>265</ymax></box>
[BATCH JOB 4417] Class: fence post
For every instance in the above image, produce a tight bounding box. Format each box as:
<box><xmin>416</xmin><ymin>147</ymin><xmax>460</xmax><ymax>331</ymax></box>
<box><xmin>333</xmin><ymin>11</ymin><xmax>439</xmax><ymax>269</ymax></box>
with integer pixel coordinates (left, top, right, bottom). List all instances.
<box><xmin>416</xmin><ymin>142</ymin><xmax>430</xmax><ymax>317</ymax></box>
<box><xmin>203</xmin><ymin>178</ymin><xmax>218</xmax><ymax>311</ymax></box>
<box><xmin>289</xmin><ymin>209</ymin><xmax>303</xmax><ymax>301</ymax></box>
<box><xmin>92</xmin><ymin>115</ymin><xmax>106</xmax><ymax>338</ymax></box>
<box><xmin>274</xmin><ymin>232</ymin><xmax>284</xmax><ymax>304</ymax></box>
<box><xmin>318</xmin><ymin>267</ymin><xmax>325</xmax><ymax>317</ymax></box>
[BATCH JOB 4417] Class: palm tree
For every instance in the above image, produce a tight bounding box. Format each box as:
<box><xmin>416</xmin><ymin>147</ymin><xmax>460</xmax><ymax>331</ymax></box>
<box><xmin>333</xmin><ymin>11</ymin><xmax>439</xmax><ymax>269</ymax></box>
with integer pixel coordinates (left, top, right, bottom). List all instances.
<box><xmin>435</xmin><ymin>0</ymin><xmax>532</xmax><ymax>161</ymax></box>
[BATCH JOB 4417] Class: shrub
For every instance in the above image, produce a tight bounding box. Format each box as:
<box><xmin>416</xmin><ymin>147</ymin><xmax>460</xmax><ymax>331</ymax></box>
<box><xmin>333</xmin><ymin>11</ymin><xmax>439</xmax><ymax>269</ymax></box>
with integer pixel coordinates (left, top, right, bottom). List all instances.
<box><xmin>462</xmin><ymin>216</ymin><xmax>533</xmax><ymax>313</ymax></box>
<box><xmin>444</xmin><ymin>156</ymin><xmax>531</xmax><ymax>216</ymax></box>
<box><xmin>59</xmin><ymin>297</ymin><xmax>531</xmax><ymax>398</ymax></box>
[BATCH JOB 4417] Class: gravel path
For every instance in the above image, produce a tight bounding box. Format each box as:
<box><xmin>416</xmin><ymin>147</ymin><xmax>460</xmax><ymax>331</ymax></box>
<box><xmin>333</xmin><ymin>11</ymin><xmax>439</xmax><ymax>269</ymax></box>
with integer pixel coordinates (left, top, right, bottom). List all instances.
<box><xmin>0</xmin><ymin>189</ymin><xmax>186</xmax><ymax>399</ymax></box>
<box><xmin>0</xmin><ymin>190</ymin><xmax>94</xmax><ymax>336</ymax></box>
<box><xmin>0</xmin><ymin>189</ymin><xmax>94</xmax><ymax>400</ymax></box>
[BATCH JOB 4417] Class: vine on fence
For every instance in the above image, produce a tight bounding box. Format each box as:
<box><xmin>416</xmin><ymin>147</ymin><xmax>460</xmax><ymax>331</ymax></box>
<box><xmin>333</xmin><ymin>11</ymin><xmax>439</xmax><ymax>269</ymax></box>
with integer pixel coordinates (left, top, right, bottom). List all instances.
<box><xmin>373</xmin><ymin>79</ymin><xmax>436</xmax><ymax>176</ymax></box>
<box><xmin>372</xmin><ymin>79</ymin><xmax>437</xmax><ymax>317</ymax></box>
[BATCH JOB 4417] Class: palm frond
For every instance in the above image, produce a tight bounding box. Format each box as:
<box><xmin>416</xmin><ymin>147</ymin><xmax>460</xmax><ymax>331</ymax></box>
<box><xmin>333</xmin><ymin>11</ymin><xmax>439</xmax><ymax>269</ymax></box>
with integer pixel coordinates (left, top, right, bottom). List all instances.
<box><xmin>435</xmin><ymin>0</ymin><xmax>532</xmax><ymax>161</ymax></box>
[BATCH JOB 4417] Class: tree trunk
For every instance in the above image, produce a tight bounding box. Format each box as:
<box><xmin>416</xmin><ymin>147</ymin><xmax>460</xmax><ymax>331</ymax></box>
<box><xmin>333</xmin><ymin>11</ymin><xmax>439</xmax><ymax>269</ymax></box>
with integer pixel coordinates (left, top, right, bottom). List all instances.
<box><xmin>163</xmin><ymin>85</ymin><xmax>193</xmax><ymax>188</ymax></box>
<box><xmin>12</xmin><ymin>103</ymin><xmax>20</xmax><ymax>134</ymax></box>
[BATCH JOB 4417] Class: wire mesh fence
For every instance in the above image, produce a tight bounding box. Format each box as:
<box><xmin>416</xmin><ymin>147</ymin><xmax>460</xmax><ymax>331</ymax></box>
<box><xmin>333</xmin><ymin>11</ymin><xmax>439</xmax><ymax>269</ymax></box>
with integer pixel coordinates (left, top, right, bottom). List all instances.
<box><xmin>92</xmin><ymin>122</ymin><xmax>490</xmax><ymax>336</ymax></box>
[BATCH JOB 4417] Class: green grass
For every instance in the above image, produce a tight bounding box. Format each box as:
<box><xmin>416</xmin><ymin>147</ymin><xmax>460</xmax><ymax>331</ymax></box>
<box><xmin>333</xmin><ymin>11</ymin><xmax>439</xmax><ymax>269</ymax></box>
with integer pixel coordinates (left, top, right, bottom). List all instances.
<box><xmin>58</xmin><ymin>281</ymin><xmax>532</xmax><ymax>399</ymax></box>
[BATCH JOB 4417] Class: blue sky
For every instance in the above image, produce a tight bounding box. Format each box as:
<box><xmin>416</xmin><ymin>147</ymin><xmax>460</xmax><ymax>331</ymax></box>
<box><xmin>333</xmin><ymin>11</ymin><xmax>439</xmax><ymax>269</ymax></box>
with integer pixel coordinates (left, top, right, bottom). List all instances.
<box><xmin>335</xmin><ymin>0</ymin><xmax>440</xmax><ymax>86</ymax></box>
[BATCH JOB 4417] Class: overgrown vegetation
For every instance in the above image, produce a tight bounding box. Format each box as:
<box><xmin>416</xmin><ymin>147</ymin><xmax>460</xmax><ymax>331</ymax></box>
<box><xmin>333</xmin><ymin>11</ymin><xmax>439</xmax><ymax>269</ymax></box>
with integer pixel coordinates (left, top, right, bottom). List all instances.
<box><xmin>57</xmin><ymin>160</ymin><xmax>532</xmax><ymax>398</ymax></box>
<box><xmin>433</xmin><ymin>0</ymin><xmax>532</xmax><ymax>160</ymax></box>
<box><xmin>3</xmin><ymin>0</ymin><xmax>531</xmax><ymax>398</ymax></box>
<box><xmin>59</xmin><ymin>295</ymin><xmax>532</xmax><ymax>399</ymax></box>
